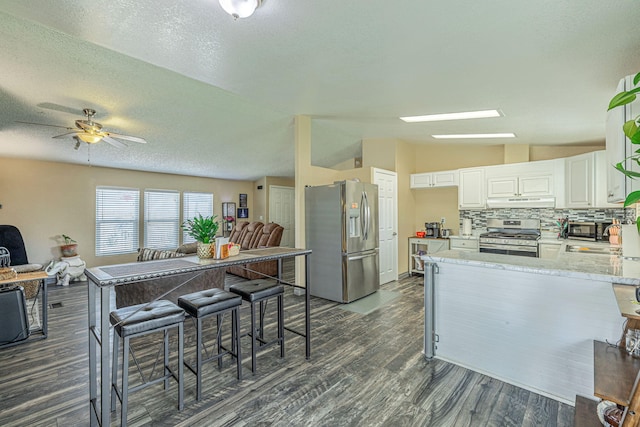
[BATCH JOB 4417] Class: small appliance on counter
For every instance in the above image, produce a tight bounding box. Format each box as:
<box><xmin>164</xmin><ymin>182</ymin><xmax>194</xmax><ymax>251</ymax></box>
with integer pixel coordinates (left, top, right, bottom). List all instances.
<box><xmin>441</xmin><ymin>229</ymin><xmax>451</xmax><ymax>238</ymax></box>
<box><xmin>425</xmin><ymin>222</ymin><xmax>441</xmax><ymax>238</ymax></box>
<box><xmin>566</xmin><ymin>220</ymin><xmax>613</xmax><ymax>241</ymax></box>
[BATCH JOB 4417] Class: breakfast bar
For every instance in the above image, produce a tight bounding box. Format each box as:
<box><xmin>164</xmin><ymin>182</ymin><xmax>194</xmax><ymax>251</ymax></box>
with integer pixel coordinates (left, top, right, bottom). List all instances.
<box><xmin>422</xmin><ymin>243</ymin><xmax>640</xmax><ymax>404</ymax></box>
<box><xmin>85</xmin><ymin>247</ymin><xmax>311</xmax><ymax>427</ymax></box>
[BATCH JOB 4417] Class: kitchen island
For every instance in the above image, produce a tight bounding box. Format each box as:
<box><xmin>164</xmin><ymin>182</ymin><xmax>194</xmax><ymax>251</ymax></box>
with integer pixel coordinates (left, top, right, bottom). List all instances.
<box><xmin>421</xmin><ymin>241</ymin><xmax>640</xmax><ymax>404</ymax></box>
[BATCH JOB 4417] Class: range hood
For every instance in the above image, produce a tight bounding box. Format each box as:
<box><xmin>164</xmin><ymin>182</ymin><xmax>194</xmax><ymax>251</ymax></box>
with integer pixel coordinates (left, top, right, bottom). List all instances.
<box><xmin>486</xmin><ymin>196</ymin><xmax>556</xmax><ymax>208</ymax></box>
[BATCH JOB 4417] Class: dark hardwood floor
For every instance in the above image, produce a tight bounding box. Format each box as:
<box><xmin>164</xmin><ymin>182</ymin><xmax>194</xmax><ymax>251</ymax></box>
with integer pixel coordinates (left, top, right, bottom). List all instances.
<box><xmin>0</xmin><ymin>266</ymin><xmax>574</xmax><ymax>426</ymax></box>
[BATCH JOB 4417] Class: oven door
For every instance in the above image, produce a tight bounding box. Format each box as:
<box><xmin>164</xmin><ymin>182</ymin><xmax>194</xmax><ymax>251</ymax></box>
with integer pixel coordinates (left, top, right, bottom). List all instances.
<box><xmin>479</xmin><ymin>242</ymin><xmax>538</xmax><ymax>257</ymax></box>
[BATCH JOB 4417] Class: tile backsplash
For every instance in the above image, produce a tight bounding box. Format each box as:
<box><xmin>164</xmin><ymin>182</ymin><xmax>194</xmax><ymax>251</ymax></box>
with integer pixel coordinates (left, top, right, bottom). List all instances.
<box><xmin>459</xmin><ymin>208</ymin><xmax>635</xmax><ymax>233</ymax></box>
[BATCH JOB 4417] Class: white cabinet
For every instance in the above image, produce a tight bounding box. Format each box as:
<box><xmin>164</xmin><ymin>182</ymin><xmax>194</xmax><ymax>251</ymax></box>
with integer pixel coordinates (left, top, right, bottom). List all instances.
<box><xmin>408</xmin><ymin>237</ymin><xmax>450</xmax><ymax>275</ymax></box>
<box><xmin>458</xmin><ymin>168</ymin><xmax>485</xmax><ymax>209</ymax></box>
<box><xmin>595</xmin><ymin>150</ymin><xmax>621</xmax><ymax>207</ymax></box>
<box><xmin>485</xmin><ymin>160</ymin><xmax>557</xmax><ymax>199</ymax></box>
<box><xmin>449</xmin><ymin>237</ymin><xmax>479</xmax><ymax>252</ymax></box>
<box><xmin>410</xmin><ymin>170</ymin><xmax>458</xmax><ymax>189</ymax></box>
<box><xmin>565</xmin><ymin>152</ymin><xmax>594</xmax><ymax>208</ymax></box>
<box><xmin>539</xmin><ymin>242</ymin><xmax>561</xmax><ymax>259</ymax></box>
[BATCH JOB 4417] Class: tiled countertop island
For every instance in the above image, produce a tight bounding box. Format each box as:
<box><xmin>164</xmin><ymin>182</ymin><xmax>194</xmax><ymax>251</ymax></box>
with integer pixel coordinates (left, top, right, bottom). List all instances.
<box><xmin>421</xmin><ymin>241</ymin><xmax>638</xmax><ymax>405</ymax></box>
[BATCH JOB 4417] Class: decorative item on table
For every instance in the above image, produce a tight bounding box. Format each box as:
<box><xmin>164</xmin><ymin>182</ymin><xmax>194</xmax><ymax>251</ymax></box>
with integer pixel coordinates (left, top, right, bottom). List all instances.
<box><xmin>416</xmin><ymin>231</ymin><xmax>426</xmax><ymax>238</ymax></box>
<box><xmin>57</xmin><ymin>234</ymin><xmax>78</xmax><ymax>257</ymax></box>
<box><xmin>626</xmin><ymin>328</ymin><xmax>640</xmax><ymax>356</ymax></box>
<box><xmin>182</xmin><ymin>214</ymin><xmax>219</xmax><ymax>259</ymax></box>
<box><xmin>0</xmin><ymin>246</ymin><xmax>11</xmax><ymax>268</ymax></box>
<box><xmin>597</xmin><ymin>400</ymin><xmax>623</xmax><ymax>427</ymax></box>
<box><xmin>214</xmin><ymin>237</ymin><xmax>230</xmax><ymax>259</ymax></box>
<box><xmin>228</xmin><ymin>242</ymin><xmax>240</xmax><ymax>256</ymax></box>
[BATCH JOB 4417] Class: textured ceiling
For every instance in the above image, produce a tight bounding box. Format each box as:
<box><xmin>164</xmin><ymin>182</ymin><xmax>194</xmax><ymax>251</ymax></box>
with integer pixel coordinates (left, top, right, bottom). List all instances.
<box><xmin>0</xmin><ymin>1</ymin><xmax>639</xmax><ymax>180</ymax></box>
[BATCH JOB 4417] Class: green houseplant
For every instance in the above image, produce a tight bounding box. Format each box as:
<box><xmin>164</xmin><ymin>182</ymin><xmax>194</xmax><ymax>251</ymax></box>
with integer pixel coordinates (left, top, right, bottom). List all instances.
<box><xmin>182</xmin><ymin>214</ymin><xmax>219</xmax><ymax>258</ymax></box>
<box><xmin>608</xmin><ymin>72</ymin><xmax>640</xmax><ymax>225</ymax></box>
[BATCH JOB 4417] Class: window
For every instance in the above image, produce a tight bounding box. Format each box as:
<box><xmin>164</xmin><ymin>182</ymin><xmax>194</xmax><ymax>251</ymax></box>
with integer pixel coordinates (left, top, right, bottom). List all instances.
<box><xmin>182</xmin><ymin>192</ymin><xmax>214</xmax><ymax>243</ymax></box>
<box><xmin>144</xmin><ymin>190</ymin><xmax>180</xmax><ymax>250</ymax></box>
<box><xmin>95</xmin><ymin>187</ymin><xmax>140</xmax><ymax>256</ymax></box>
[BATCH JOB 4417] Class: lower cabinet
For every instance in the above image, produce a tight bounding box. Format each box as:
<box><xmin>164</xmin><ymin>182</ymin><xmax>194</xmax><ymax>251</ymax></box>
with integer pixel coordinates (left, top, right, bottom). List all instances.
<box><xmin>538</xmin><ymin>242</ymin><xmax>561</xmax><ymax>259</ymax></box>
<box><xmin>449</xmin><ymin>237</ymin><xmax>479</xmax><ymax>252</ymax></box>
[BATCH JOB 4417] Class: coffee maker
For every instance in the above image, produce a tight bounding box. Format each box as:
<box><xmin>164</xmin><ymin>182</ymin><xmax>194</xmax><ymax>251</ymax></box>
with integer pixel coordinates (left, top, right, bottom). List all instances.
<box><xmin>425</xmin><ymin>222</ymin><xmax>441</xmax><ymax>238</ymax></box>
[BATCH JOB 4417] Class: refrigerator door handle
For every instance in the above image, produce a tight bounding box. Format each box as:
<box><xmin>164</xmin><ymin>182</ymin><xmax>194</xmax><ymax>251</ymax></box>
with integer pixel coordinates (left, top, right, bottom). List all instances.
<box><xmin>348</xmin><ymin>252</ymin><xmax>376</xmax><ymax>261</ymax></box>
<box><xmin>362</xmin><ymin>190</ymin><xmax>370</xmax><ymax>240</ymax></box>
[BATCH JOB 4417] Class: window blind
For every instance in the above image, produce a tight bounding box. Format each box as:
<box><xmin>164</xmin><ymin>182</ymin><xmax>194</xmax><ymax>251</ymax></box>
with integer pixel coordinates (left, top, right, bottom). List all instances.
<box><xmin>95</xmin><ymin>187</ymin><xmax>140</xmax><ymax>256</ymax></box>
<box><xmin>144</xmin><ymin>190</ymin><xmax>180</xmax><ymax>250</ymax></box>
<box><xmin>182</xmin><ymin>192</ymin><xmax>214</xmax><ymax>243</ymax></box>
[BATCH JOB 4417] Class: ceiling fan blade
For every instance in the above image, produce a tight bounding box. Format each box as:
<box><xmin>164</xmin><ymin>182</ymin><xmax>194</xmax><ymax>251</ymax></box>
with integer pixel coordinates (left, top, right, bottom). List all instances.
<box><xmin>105</xmin><ymin>131</ymin><xmax>147</xmax><ymax>144</ymax></box>
<box><xmin>52</xmin><ymin>131</ymin><xmax>79</xmax><ymax>139</ymax></box>
<box><xmin>16</xmin><ymin>121</ymin><xmax>75</xmax><ymax>130</ymax></box>
<box><xmin>102</xmin><ymin>136</ymin><xmax>128</xmax><ymax>148</ymax></box>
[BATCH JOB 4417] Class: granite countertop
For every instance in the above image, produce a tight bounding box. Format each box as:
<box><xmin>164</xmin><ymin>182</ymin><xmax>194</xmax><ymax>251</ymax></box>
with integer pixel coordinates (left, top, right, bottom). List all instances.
<box><xmin>421</xmin><ymin>239</ymin><xmax>640</xmax><ymax>286</ymax></box>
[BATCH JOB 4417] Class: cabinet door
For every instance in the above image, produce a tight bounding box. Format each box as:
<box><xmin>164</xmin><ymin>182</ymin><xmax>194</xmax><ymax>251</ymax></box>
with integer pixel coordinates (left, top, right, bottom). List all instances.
<box><xmin>426</xmin><ymin>240</ymin><xmax>449</xmax><ymax>253</ymax></box>
<box><xmin>487</xmin><ymin>176</ymin><xmax>518</xmax><ymax>197</ymax></box>
<box><xmin>432</xmin><ymin>171</ymin><xmax>458</xmax><ymax>187</ymax></box>
<box><xmin>538</xmin><ymin>243</ymin><xmax>561</xmax><ymax>259</ymax></box>
<box><xmin>519</xmin><ymin>174</ymin><xmax>554</xmax><ymax>196</ymax></box>
<box><xmin>565</xmin><ymin>153</ymin><xmax>594</xmax><ymax>208</ymax></box>
<box><xmin>606</xmin><ymin>77</ymin><xmax>630</xmax><ymax>203</ymax></box>
<box><xmin>459</xmin><ymin>168</ymin><xmax>485</xmax><ymax>208</ymax></box>
<box><xmin>410</xmin><ymin>173</ymin><xmax>432</xmax><ymax>189</ymax></box>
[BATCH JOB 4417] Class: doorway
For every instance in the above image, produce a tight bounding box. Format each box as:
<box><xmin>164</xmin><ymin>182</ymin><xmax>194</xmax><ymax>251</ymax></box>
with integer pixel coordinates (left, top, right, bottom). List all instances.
<box><xmin>269</xmin><ymin>185</ymin><xmax>295</xmax><ymax>248</ymax></box>
<box><xmin>373</xmin><ymin>168</ymin><xmax>398</xmax><ymax>284</ymax></box>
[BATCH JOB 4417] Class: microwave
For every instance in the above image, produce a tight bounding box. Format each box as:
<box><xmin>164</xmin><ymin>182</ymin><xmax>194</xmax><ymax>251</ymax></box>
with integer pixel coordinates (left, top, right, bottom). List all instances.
<box><xmin>567</xmin><ymin>221</ymin><xmax>612</xmax><ymax>241</ymax></box>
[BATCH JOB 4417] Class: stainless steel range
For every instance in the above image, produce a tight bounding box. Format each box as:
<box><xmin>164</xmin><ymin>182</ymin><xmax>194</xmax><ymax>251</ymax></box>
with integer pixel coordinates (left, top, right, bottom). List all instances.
<box><xmin>479</xmin><ymin>218</ymin><xmax>541</xmax><ymax>257</ymax></box>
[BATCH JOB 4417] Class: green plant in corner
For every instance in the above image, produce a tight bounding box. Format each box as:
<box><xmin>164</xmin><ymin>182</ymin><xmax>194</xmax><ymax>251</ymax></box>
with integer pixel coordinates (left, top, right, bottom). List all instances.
<box><xmin>608</xmin><ymin>72</ymin><xmax>640</xmax><ymax>229</ymax></box>
<box><xmin>181</xmin><ymin>214</ymin><xmax>219</xmax><ymax>243</ymax></box>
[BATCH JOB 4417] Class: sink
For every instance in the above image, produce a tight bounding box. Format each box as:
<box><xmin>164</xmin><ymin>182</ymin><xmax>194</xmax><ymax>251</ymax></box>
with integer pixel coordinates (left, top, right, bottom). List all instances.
<box><xmin>565</xmin><ymin>245</ymin><xmax>621</xmax><ymax>255</ymax></box>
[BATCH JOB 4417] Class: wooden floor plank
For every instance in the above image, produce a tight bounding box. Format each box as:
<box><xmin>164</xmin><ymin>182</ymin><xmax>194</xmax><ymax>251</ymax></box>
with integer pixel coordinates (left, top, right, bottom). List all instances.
<box><xmin>0</xmin><ymin>265</ymin><xmax>575</xmax><ymax>426</ymax></box>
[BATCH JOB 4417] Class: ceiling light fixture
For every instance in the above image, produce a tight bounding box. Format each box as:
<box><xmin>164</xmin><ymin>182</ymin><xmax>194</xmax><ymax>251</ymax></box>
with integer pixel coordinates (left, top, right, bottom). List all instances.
<box><xmin>77</xmin><ymin>132</ymin><xmax>103</xmax><ymax>144</ymax></box>
<box><xmin>400</xmin><ymin>109</ymin><xmax>502</xmax><ymax>123</ymax></box>
<box><xmin>219</xmin><ymin>0</ymin><xmax>262</xmax><ymax>19</ymax></box>
<box><xmin>432</xmin><ymin>133</ymin><xmax>516</xmax><ymax>139</ymax></box>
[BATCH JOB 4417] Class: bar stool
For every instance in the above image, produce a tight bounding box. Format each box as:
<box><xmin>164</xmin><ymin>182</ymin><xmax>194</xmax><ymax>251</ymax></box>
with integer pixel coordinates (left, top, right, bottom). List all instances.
<box><xmin>110</xmin><ymin>300</ymin><xmax>185</xmax><ymax>427</ymax></box>
<box><xmin>229</xmin><ymin>280</ymin><xmax>285</xmax><ymax>374</ymax></box>
<box><xmin>178</xmin><ymin>288</ymin><xmax>242</xmax><ymax>401</ymax></box>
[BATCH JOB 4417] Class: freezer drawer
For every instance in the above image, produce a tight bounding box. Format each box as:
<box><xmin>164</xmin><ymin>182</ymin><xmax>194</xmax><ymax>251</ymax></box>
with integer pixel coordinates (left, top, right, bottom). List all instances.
<box><xmin>343</xmin><ymin>251</ymin><xmax>379</xmax><ymax>303</ymax></box>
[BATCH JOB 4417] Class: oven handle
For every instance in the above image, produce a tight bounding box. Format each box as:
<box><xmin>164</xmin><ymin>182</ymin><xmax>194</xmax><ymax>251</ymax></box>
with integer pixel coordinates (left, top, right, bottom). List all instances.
<box><xmin>479</xmin><ymin>242</ymin><xmax>538</xmax><ymax>252</ymax></box>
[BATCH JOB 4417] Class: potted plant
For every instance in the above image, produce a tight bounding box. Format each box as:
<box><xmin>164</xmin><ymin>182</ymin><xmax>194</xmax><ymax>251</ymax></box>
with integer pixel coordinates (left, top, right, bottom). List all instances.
<box><xmin>58</xmin><ymin>234</ymin><xmax>78</xmax><ymax>257</ymax></box>
<box><xmin>608</xmin><ymin>72</ymin><xmax>640</xmax><ymax>230</ymax></box>
<box><xmin>182</xmin><ymin>214</ymin><xmax>219</xmax><ymax>259</ymax></box>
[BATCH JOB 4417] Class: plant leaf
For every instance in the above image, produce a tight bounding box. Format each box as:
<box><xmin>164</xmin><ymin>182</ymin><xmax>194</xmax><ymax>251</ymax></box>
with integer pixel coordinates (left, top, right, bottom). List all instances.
<box><xmin>634</xmin><ymin>72</ymin><xmax>640</xmax><ymax>86</ymax></box>
<box><xmin>624</xmin><ymin>190</ymin><xmax>640</xmax><ymax>207</ymax></box>
<box><xmin>609</xmin><ymin>91</ymin><xmax>637</xmax><ymax>110</ymax></box>
<box><xmin>624</xmin><ymin>119</ymin><xmax>639</xmax><ymax>140</ymax></box>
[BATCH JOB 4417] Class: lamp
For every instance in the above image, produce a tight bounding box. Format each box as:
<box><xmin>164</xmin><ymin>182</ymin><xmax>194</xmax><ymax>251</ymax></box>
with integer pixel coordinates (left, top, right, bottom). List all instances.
<box><xmin>77</xmin><ymin>132</ymin><xmax>103</xmax><ymax>144</ymax></box>
<box><xmin>219</xmin><ymin>0</ymin><xmax>261</xmax><ymax>19</ymax></box>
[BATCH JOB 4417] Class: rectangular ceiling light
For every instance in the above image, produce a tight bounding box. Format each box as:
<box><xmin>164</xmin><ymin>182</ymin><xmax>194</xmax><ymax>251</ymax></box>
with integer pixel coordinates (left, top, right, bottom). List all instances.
<box><xmin>432</xmin><ymin>133</ymin><xmax>516</xmax><ymax>139</ymax></box>
<box><xmin>400</xmin><ymin>109</ymin><xmax>501</xmax><ymax>123</ymax></box>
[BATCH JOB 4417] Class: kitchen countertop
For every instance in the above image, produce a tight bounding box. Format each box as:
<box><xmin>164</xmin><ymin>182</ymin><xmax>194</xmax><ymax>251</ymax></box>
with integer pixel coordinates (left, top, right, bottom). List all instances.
<box><xmin>421</xmin><ymin>239</ymin><xmax>640</xmax><ymax>285</ymax></box>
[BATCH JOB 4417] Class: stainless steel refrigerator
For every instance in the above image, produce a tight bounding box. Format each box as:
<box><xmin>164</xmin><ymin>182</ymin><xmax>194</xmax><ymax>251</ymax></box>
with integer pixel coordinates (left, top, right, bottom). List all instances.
<box><xmin>305</xmin><ymin>181</ymin><xmax>379</xmax><ymax>303</ymax></box>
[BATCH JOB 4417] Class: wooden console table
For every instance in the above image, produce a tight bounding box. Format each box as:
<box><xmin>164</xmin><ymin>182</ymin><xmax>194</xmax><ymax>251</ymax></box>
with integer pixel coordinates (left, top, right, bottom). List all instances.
<box><xmin>85</xmin><ymin>247</ymin><xmax>312</xmax><ymax>427</ymax></box>
<box><xmin>0</xmin><ymin>270</ymin><xmax>54</xmax><ymax>348</ymax></box>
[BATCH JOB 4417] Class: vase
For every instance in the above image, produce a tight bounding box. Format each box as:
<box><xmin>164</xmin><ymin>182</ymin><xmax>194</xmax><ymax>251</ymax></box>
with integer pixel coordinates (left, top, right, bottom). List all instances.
<box><xmin>196</xmin><ymin>242</ymin><xmax>214</xmax><ymax>259</ymax></box>
<box><xmin>60</xmin><ymin>243</ymin><xmax>78</xmax><ymax>257</ymax></box>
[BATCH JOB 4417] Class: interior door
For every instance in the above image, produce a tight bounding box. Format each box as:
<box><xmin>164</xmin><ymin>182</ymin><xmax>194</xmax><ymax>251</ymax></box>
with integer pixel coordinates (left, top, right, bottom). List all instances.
<box><xmin>373</xmin><ymin>168</ymin><xmax>397</xmax><ymax>284</ymax></box>
<box><xmin>269</xmin><ymin>185</ymin><xmax>295</xmax><ymax>247</ymax></box>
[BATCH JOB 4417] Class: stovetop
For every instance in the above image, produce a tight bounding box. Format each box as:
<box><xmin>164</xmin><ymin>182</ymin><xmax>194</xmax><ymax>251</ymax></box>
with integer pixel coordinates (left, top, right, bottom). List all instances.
<box><xmin>480</xmin><ymin>231</ymin><xmax>541</xmax><ymax>241</ymax></box>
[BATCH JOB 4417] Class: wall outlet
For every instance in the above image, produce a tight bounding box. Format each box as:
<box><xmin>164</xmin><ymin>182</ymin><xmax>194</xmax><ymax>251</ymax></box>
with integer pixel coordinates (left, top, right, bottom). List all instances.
<box><xmin>441</xmin><ymin>217</ymin><xmax>445</xmax><ymax>225</ymax></box>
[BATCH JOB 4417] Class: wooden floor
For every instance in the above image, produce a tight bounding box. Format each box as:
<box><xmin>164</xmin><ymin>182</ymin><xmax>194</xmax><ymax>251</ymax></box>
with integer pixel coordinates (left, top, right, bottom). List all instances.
<box><xmin>0</xmin><ymin>268</ymin><xmax>575</xmax><ymax>427</ymax></box>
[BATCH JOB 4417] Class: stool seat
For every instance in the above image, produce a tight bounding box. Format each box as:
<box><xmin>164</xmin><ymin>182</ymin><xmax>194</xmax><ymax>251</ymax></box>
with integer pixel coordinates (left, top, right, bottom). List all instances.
<box><xmin>110</xmin><ymin>300</ymin><xmax>185</xmax><ymax>337</ymax></box>
<box><xmin>178</xmin><ymin>289</ymin><xmax>242</xmax><ymax>317</ymax></box>
<box><xmin>229</xmin><ymin>280</ymin><xmax>284</xmax><ymax>302</ymax></box>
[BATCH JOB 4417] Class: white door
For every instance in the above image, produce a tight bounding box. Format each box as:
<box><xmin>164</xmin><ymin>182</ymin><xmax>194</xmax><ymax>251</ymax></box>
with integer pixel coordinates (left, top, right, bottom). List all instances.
<box><xmin>373</xmin><ymin>168</ymin><xmax>398</xmax><ymax>284</ymax></box>
<box><xmin>269</xmin><ymin>185</ymin><xmax>295</xmax><ymax>247</ymax></box>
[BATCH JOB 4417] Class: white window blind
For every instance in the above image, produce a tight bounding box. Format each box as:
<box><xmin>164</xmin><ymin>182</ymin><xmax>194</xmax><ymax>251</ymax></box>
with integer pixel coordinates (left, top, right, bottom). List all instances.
<box><xmin>95</xmin><ymin>187</ymin><xmax>140</xmax><ymax>256</ymax></box>
<box><xmin>144</xmin><ymin>190</ymin><xmax>180</xmax><ymax>250</ymax></box>
<box><xmin>182</xmin><ymin>192</ymin><xmax>214</xmax><ymax>243</ymax></box>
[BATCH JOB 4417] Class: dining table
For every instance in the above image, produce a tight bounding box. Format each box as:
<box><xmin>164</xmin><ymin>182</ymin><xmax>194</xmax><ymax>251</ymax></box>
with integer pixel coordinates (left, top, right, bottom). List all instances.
<box><xmin>85</xmin><ymin>247</ymin><xmax>312</xmax><ymax>427</ymax></box>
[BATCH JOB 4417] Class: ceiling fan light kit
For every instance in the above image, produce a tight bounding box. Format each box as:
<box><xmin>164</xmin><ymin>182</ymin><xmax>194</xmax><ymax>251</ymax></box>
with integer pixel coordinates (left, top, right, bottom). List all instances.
<box><xmin>18</xmin><ymin>107</ymin><xmax>147</xmax><ymax>148</ymax></box>
<box><xmin>219</xmin><ymin>0</ymin><xmax>261</xmax><ymax>19</ymax></box>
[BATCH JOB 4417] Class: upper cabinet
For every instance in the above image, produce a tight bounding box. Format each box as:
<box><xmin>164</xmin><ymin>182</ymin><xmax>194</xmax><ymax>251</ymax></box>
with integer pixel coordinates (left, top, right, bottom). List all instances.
<box><xmin>565</xmin><ymin>152</ymin><xmax>594</xmax><ymax>208</ymax></box>
<box><xmin>410</xmin><ymin>170</ymin><xmax>458</xmax><ymax>189</ymax></box>
<box><xmin>485</xmin><ymin>160</ymin><xmax>557</xmax><ymax>198</ymax></box>
<box><xmin>458</xmin><ymin>168</ymin><xmax>485</xmax><ymax>209</ymax></box>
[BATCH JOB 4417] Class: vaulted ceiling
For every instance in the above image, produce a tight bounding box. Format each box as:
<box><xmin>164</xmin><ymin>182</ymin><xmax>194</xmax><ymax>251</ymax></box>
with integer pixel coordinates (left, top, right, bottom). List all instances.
<box><xmin>0</xmin><ymin>1</ymin><xmax>638</xmax><ymax>180</ymax></box>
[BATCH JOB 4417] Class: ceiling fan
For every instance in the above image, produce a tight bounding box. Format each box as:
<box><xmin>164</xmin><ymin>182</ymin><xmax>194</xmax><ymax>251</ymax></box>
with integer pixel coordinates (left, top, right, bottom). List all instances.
<box><xmin>18</xmin><ymin>108</ymin><xmax>147</xmax><ymax>148</ymax></box>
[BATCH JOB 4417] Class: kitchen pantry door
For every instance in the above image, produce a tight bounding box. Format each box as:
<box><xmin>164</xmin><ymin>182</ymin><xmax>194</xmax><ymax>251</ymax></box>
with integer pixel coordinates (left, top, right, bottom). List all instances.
<box><xmin>373</xmin><ymin>168</ymin><xmax>398</xmax><ymax>284</ymax></box>
<box><xmin>269</xmin><ymin>185</ymin><xmax>295</xmax><ymax>248</ymax></box>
